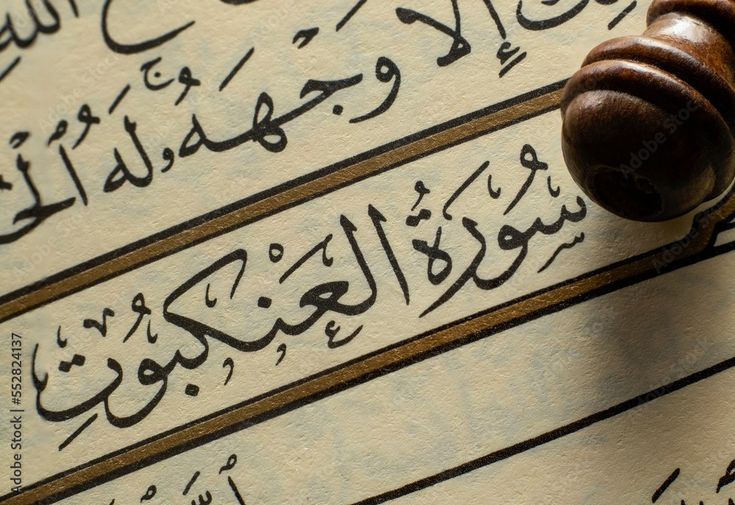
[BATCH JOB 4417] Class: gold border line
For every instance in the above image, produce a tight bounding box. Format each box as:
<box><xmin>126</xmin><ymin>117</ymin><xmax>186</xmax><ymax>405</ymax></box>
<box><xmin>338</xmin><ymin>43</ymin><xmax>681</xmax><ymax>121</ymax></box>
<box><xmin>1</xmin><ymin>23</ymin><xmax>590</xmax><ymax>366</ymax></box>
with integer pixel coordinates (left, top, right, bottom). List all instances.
<box><xmin>5</xmin><ymin>189</ymin><xmax>735</xmax><ymax>505</ymax></box>
<box><xmin>0</xmin><ymin>88</ymin><xmax>562</xmax><ymax>324</ymax></box>
<box><xmin>4</xmin><ymin>84</ymin><xmax>735</xmax><ymax>504</ymax></box>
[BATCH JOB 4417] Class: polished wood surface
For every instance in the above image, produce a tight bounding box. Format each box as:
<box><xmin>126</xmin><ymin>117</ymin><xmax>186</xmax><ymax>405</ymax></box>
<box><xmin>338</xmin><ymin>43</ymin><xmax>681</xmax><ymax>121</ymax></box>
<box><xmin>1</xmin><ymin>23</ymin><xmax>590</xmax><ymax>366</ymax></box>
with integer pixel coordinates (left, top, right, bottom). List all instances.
<box><xmin>561</xmin><ymin>0</ymin><xmax>735</xmax><ymax>221</ymax></box>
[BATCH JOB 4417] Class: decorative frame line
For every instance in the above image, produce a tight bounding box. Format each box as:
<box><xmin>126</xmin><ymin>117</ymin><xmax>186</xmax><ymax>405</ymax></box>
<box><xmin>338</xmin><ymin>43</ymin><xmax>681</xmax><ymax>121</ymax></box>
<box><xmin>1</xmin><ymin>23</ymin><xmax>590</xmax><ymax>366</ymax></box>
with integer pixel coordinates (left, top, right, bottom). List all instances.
<box><xmin>4</xmin><ymin>78</ymin><xmax>735</xmax><ymax>504</ymax></box>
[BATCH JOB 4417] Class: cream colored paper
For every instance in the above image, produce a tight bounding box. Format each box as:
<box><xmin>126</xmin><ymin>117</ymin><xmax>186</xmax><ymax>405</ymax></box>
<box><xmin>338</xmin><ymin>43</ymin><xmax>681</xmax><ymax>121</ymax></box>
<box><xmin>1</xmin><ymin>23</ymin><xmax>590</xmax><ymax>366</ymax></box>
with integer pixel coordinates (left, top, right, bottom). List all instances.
<box><xmin>50</xmin><ymin>252</ymin><xmax>735</xmax><ymax>504</ymax></box>
<box><xmin>1</xmin><ymin>0</ymin><xmax>641</xmax><ymax>294</ymax></box>
<box><xmin>3</xmin><ymin>1</ymin><xmax>735</xmax><ymax>504</ymax></box>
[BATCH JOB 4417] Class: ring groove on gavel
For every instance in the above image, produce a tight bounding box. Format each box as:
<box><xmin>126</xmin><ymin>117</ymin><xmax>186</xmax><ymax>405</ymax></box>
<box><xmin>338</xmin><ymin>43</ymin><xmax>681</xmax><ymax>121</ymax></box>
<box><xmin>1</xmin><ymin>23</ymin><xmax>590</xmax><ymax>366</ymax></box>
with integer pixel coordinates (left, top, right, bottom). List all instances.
<box><xmin>561</xmin><ymin>0</ymin><xmax>735</xmax><ymax>221</ymax></box>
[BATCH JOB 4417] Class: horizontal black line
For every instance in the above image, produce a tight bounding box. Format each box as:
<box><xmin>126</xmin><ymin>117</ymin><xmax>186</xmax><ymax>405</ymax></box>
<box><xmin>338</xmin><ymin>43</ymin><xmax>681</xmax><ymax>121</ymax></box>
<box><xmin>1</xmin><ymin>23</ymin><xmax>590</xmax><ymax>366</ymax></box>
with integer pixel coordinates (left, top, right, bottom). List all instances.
<box><xmin>0</xmin><ymin>79</ymin><xmax>568</xmax><ymax>322</ymax></box>
<box><xmin>7</xmin><ymin>78</ymin><xmax>735</xmax><ymax>502</ymax></box>
<box><xmin>353</xmin><ymin>354</ymin><xmax>735</xmax><ymax>504</ymax></box>
<box><xmin>0</xmin><ymin>80</ymin><xmax>569</xmax><ymax>502</ymax></box>
<box><xmin>7</xmin><ymin>237</ymin><xmax>732</xmax><ymax>504</ymax></box>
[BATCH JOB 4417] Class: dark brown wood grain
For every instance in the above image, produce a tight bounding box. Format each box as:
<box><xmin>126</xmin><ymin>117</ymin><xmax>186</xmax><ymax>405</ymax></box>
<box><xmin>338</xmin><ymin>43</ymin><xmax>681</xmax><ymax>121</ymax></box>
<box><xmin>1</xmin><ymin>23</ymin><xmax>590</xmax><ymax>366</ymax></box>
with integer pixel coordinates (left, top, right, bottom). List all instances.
<box><xmin>561</xmin><ymin>0</ymin><xmax>735</xmax><ymax>221</ymax></box>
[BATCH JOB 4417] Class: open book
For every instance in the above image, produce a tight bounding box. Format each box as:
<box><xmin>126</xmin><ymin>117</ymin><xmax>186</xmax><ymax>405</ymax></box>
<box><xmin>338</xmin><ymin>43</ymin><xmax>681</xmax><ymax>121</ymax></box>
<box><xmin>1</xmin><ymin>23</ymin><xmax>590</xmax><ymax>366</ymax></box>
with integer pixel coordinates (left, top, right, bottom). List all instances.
<box><xmin>1</xmin><ymin>1</ymin><xmax>734</xmax><ymax>503</ymax></box>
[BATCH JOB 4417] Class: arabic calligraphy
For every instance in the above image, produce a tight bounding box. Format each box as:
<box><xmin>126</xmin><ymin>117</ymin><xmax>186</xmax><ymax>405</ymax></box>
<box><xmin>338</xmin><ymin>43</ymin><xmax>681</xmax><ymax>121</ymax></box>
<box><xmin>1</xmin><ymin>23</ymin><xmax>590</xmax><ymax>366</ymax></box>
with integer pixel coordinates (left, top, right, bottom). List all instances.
<box><xmin>0</xmin><ymin>0</ymin><xmax>641</xmax><ymax>297</ymax></box>
<box><xmin>28</xmin><ymin>139</ymin><xmax>588</xmax><ymax>448</ymax></box>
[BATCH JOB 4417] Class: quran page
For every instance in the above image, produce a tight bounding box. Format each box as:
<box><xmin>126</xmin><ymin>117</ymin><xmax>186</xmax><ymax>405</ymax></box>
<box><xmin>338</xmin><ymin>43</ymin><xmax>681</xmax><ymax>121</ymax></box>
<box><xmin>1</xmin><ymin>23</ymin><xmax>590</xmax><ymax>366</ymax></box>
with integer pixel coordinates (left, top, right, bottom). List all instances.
<box><xmin>1</xmin><ymin>1</ymin><xmax>735</xmax><ymax>504</ymax></box>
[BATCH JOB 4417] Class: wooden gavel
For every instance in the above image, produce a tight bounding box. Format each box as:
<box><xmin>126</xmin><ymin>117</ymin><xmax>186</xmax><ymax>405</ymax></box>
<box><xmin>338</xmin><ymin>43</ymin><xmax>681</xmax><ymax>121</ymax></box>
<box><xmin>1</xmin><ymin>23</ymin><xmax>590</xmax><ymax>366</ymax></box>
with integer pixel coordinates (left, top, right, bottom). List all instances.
<box><xmin>561</xmin><ymin>0</ymin><xmax>735</xmax><ymax>221</ymax></box>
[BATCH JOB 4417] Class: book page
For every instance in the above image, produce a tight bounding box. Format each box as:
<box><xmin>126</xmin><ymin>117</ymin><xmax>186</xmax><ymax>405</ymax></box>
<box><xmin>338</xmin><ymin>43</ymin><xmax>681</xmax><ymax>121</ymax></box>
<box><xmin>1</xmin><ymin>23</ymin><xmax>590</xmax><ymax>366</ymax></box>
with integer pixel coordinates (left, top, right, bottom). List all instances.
<box><xmin>2</xmin><ymin>1</ymin><xmax>734</xmax><ymax>504</ymax></box>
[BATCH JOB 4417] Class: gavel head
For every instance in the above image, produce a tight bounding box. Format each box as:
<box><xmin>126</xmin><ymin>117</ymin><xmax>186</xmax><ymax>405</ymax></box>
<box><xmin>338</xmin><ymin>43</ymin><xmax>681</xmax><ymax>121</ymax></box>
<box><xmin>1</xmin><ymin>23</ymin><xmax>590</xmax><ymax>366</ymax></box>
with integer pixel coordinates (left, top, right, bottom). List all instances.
<box><xmin>561</xmin><ymin>0</ymin><xmax>735</xmax><ymax>221</ymax></box>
